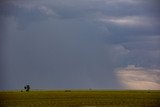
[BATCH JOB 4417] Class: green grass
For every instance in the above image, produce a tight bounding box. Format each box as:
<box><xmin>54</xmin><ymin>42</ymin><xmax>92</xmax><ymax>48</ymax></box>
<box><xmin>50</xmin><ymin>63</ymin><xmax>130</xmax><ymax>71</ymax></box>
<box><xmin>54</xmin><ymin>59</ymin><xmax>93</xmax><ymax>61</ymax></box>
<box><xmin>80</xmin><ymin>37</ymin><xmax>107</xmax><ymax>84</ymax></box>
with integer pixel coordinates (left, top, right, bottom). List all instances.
<box><xmin>0</xmin><ymin>90</ymin><xmax>160</xmax><ymax>107</ymax></box>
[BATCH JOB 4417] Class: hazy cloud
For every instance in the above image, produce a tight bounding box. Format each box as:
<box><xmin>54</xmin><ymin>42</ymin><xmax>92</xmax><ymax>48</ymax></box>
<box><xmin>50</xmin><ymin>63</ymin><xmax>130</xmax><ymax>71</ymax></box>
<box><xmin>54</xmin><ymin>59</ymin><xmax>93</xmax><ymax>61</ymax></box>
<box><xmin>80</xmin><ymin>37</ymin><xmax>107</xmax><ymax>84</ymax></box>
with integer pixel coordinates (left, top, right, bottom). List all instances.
<box><xmin>100</xmin><ymin>16</ymin><xmax>159</xmax><ymax>27</ymax></box>
<box><xmin>116</xmin><ymin>65</ymin><xmax>160</xmax><ymax>90</ymax></box>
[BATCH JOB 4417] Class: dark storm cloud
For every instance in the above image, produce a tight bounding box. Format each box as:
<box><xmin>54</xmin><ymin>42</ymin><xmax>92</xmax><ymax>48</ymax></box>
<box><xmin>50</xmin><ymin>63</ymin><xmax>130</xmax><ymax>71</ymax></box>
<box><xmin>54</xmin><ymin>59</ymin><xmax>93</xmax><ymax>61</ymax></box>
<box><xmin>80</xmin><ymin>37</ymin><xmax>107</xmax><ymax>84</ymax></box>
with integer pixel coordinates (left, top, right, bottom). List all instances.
<box><xmin>1</xmin><ymin>18</ymin><xmax>124</xmax><ymax>89</ymax></box>
<box><xmin>0</xmin><ymin>0</ymin><xmax>160</xmax><ymax>90</ymax></box>
<box><xmin>0</xmin><ymin>1</ymin><xmax>57</xmax><ymax>29</ymax></box>
<box><xmin>1</xmin><ymin>0</ymin><xmax>157</xmax><ymax>20</ymax></box>
<box><xmin>1</xmin><ymin>0</ymin><xmax>160</xmax><ymax>28</ymax></box>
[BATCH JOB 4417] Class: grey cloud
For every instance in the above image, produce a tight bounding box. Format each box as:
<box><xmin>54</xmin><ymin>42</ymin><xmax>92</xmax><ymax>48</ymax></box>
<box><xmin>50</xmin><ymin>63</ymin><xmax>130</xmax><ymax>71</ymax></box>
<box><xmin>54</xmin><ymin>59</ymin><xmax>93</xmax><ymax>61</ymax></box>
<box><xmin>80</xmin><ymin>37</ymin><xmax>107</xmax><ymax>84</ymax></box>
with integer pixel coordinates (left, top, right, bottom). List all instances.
<box><xmin>124</xmin><ymin>49</ymin><xmax>160</xmax><ymax>68</ymax></box>
<box><xmin>1</xmin><ymin>0</ymin><xmax>159</xmax><ymax>32</ymax></box>
<box><xmin>0</xmin><ymin>0</ymin><xmax>160</xmax><ymax>90</ymax></box>
<box><xmin>1</xmin><ymin>18</ymin><xmax>125</xmax><ymax>89</ymax></box>
<box><xmin>3</xmin><ymin>0</ymin><xmax>159</xmax><ymax>20</ymax></box>
<box><xmin>122</xmin><ymin>36</ymin><xmax>160</xmax><ymax>50</ymax></box>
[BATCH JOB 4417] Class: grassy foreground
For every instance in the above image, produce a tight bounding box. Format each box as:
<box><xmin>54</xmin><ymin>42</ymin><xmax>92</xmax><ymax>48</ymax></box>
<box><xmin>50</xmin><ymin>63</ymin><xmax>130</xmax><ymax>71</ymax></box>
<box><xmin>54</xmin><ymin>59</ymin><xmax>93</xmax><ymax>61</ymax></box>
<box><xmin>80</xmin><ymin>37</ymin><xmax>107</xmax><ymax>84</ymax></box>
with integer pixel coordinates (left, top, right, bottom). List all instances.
<box><xmin>0</xmin><ymin>90</ymin><xmax>160</xmax><ymax>107</ymax></box>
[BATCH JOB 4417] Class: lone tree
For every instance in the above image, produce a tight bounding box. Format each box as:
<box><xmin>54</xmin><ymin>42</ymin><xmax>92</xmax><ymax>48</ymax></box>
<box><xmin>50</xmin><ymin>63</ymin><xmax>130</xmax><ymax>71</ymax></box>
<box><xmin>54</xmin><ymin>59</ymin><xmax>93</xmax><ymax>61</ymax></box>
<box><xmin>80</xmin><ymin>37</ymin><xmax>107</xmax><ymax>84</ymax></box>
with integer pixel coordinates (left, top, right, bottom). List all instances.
<box><xmin>24</xmin><ymin>85</ymin><xmax>30</xmax><ymax>92</ymax></box>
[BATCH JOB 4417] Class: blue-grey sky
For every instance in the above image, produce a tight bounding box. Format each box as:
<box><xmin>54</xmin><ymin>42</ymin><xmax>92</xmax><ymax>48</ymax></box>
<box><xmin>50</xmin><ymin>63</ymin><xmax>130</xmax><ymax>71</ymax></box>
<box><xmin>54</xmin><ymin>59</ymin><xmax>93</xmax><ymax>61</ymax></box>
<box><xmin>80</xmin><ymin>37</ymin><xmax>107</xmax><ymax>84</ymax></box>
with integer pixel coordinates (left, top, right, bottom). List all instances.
<box><xmin>0</xmin><ymin>0</ymin><xmax>160</xmax><ymax>90</ymax></box>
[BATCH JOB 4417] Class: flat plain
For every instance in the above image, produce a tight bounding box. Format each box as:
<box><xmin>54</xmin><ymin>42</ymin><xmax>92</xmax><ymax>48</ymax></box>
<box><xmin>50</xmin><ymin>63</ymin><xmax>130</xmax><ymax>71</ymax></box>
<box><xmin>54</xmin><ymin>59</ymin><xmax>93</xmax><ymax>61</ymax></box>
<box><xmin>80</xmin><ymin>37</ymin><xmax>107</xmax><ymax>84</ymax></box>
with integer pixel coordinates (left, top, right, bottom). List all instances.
<box><xmin>0</xmin><ymin>90</ymin><xmax>160</xmax><ymax>107</ymax></box>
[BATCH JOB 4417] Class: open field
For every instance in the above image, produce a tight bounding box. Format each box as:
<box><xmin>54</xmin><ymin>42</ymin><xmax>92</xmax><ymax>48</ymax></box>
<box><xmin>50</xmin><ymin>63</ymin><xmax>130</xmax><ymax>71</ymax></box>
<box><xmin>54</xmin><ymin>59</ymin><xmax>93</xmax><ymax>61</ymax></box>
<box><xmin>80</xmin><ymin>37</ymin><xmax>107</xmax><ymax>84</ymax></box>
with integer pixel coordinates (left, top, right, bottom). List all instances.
<box><xmin>0</xmin><ymin>90</ymin><xmax>160</xmax><ymax>107</ymax></box>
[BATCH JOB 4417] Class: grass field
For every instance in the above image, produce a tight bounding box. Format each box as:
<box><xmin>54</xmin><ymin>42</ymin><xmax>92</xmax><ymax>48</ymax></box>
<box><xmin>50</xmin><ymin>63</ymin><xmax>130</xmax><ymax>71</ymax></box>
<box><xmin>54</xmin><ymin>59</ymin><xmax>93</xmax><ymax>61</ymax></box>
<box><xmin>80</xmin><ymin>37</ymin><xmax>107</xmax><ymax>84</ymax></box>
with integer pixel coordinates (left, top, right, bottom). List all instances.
<box><xmin>0</xmin><ymin>90</ymin><xmax>160</xmax><ymax>107</ymax></box>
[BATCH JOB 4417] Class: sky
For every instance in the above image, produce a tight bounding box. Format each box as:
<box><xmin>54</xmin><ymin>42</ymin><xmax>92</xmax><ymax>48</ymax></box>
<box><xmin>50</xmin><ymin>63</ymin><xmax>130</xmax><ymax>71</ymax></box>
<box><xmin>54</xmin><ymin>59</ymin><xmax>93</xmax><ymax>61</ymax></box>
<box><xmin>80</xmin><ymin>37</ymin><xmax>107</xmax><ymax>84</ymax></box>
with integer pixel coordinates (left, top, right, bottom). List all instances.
<box><xmin>0</xmin><ymin>0</ymin><xmax>160</xmax><ymax>90</ymax></box>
